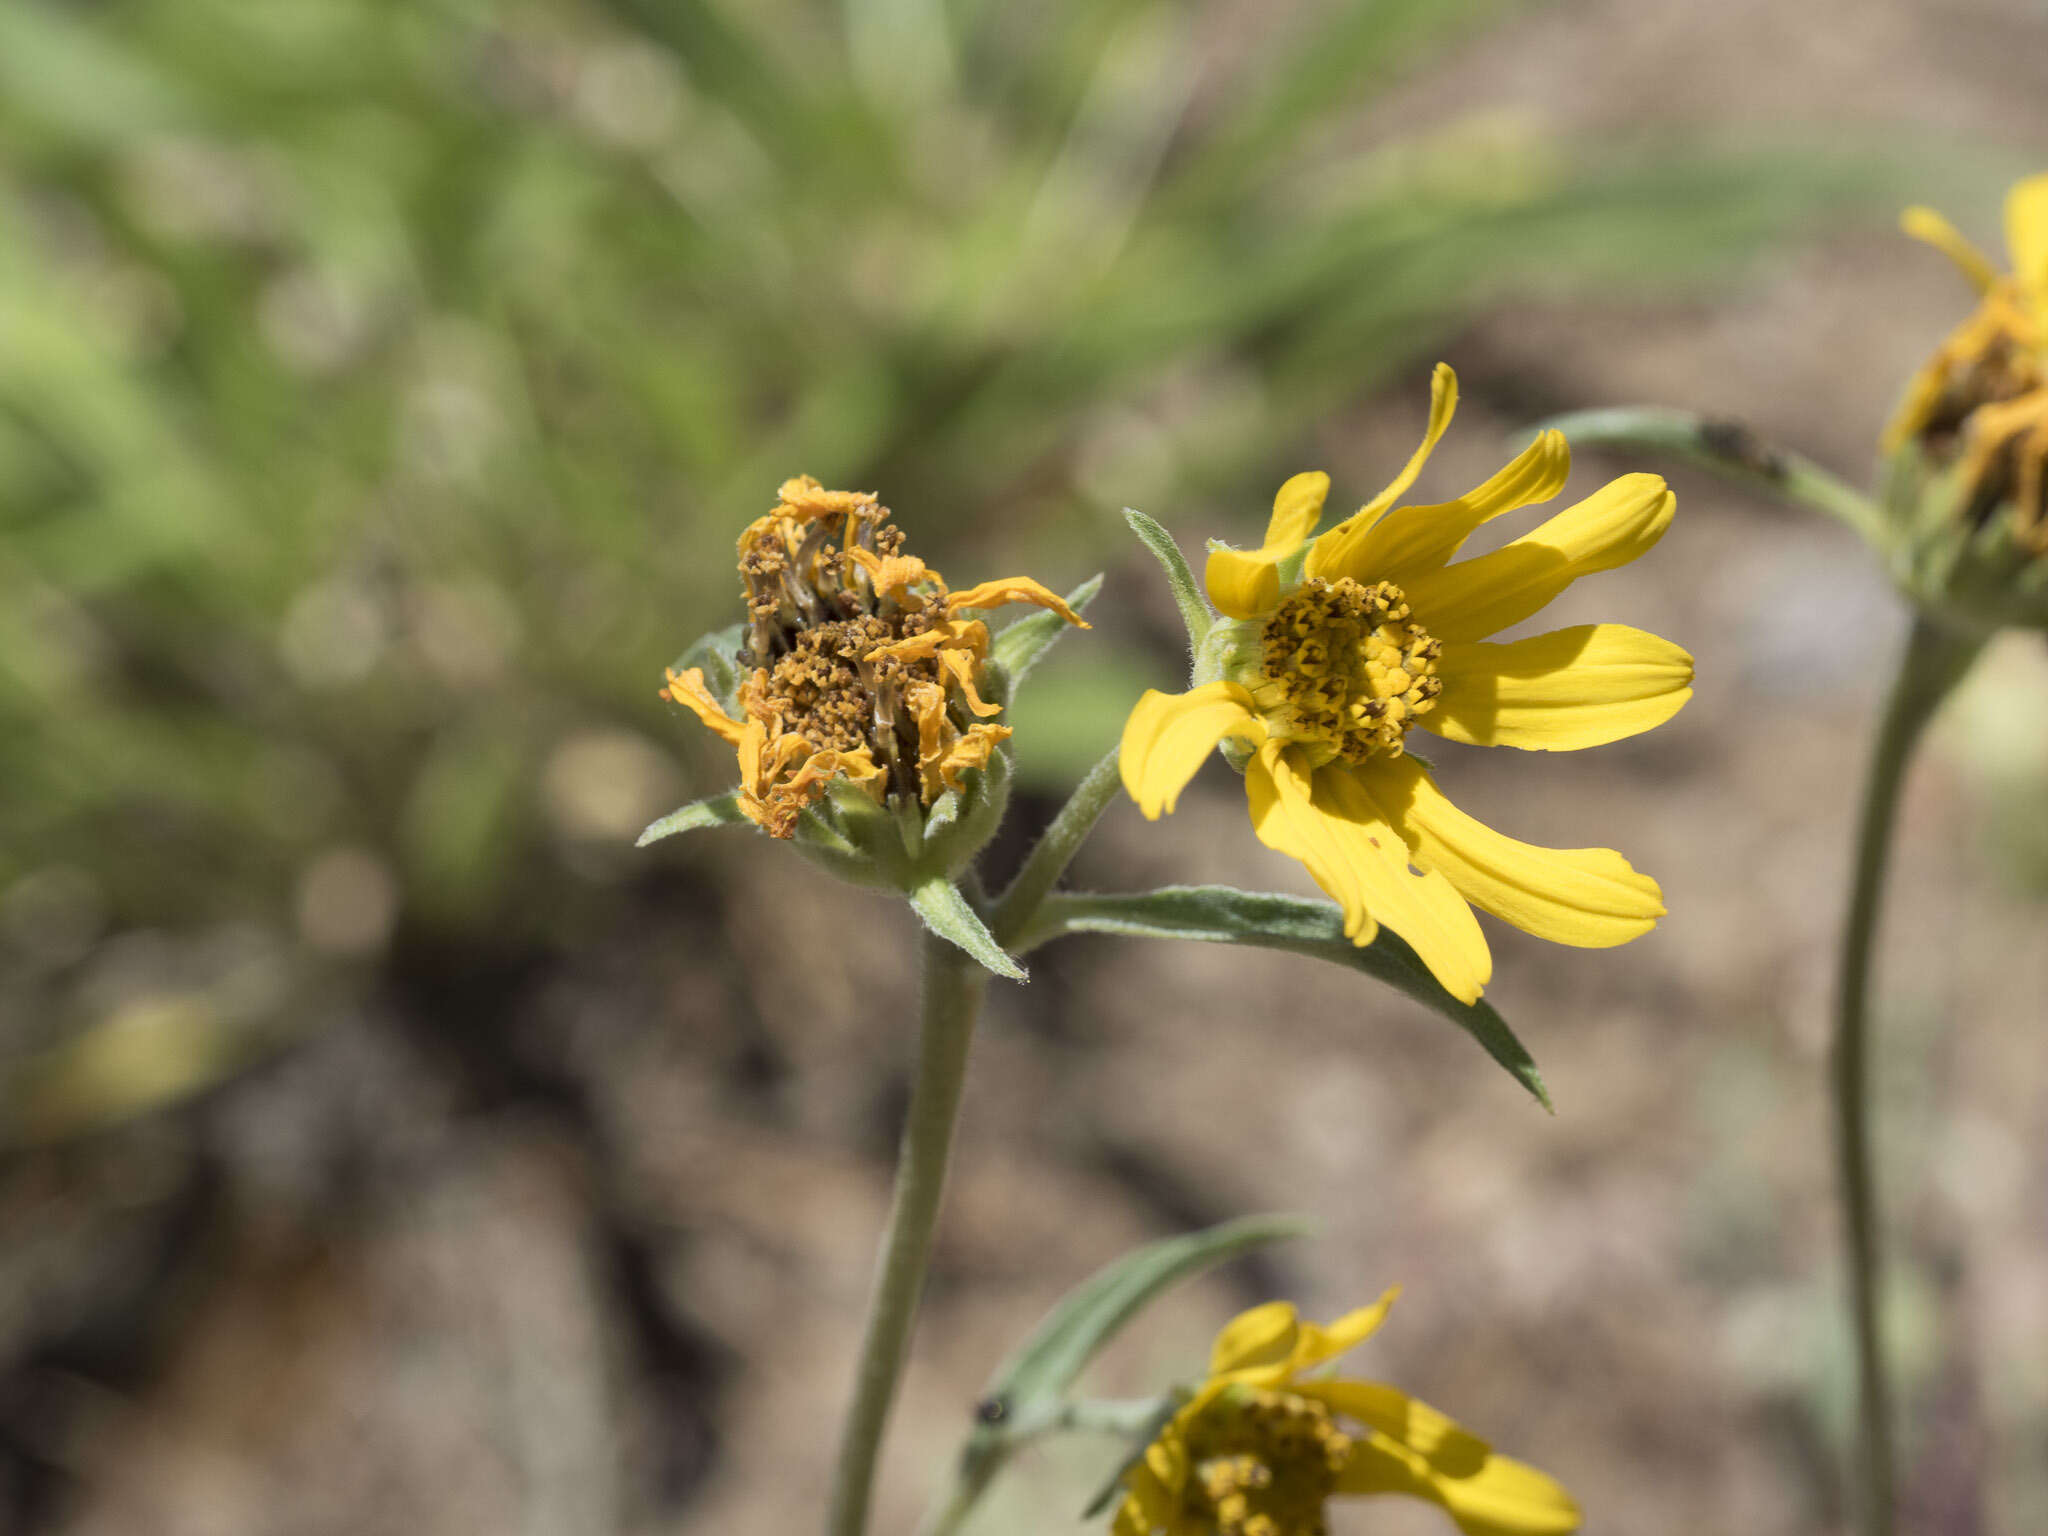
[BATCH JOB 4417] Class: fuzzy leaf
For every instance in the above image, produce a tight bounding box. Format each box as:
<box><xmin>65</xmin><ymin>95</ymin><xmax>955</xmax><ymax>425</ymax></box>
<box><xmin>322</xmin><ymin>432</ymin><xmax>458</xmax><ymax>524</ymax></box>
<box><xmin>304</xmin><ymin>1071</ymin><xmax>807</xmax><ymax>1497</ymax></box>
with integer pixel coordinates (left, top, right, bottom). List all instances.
<box><xmin>636</xmin><ymin>791</ymin><xmax>747</xmax><ymax>847</ymax></box>
<box><xmin>908</xmin><ymin>877</ymin><xmax>1027</xmax><ymax>980</ymax></box>
<box><xmin>1123</xmin><ymin>508</ymin><xmax>1212</xmax><ymax>649</ymax></box>
<box><xmin>987</xmin><ymin>572</ymin><xmax>1104</xmax><ymax>703</ymax></box>
<box><xmin>1028</xmin><ymin>885</ymin><xmax>1550</xmax><ymax>1108</ymax></box>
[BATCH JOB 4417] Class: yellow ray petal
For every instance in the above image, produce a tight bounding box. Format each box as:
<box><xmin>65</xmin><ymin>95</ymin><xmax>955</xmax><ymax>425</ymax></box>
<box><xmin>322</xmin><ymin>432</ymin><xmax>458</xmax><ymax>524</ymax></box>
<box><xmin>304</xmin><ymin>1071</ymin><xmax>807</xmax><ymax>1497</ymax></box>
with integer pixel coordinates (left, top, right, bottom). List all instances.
<box><xmin>1119</xmin><ymin>683</ymin><xmax>1264</xmax><ymax>819</ymax></box>
<box><xmin>1301</xmin><ymin>363</ymin><xmax>1460</xmax><ymax>564</ymax></box>
<box><xmin>1372</xmin><ymin>755</ymin><xmax>1663</xmax><ymax>948</ymax></box>
<box><xmin>1264</xmin><ymin>469</ymin><xmax>1332</xmax><ymax>548</ymax></box>
<box><xmin>1307</xmin><ymin>1380</ymin><xmax>1491</xmax><ymax>1470</ymax></box>
<box><xmin>1426</xmin><ymin>624</ymin><xmax>1693</xmax><ymax>751</ymax></box>
<box><xmin>1209</xmin><ymin>1301</ymin><xmax>1302</xmax><ymax>1376</ymax></box>
<box><xmin>1202</xmin><ymin>472</ymin><xmax>1335</xmax><ymax>620</ymax></box>
<box><xmin>1902</xmin><ymin>204</ymin><xmax>2000</xmax><ymax>296</ymax></box>
<box><xmin>1307</xmin><ymin>429</ymin><xmax>1571</xmax><ymax>587</ymax></box>
<box><xmin>1399</xmin><ymin>474</ymin><xmax>1675</xmax><ymax>644</ymax></box>
<box><xmin>1288</xmin><ymin>1288</ymin><xmax>1399</xmax><ymax>1373</ymax></box>
<box><xmin>907</xmin><ymin>679</ymin><xmax>950</xmax><ymax>799</ymax></box>
<box><xmin>2003</xmin><ymin>172</ymin><xmax>2048</xmax><ymax>310</ymax></box>
<box><xmin>662</xmin><ymin>667</ymin><xmax>748</xmax><ymax>746</ymax></box>
<box><xmin>869</xmin><ymin>617</ymin><xmax>990</xmax><ymax>664</ymax></box>
<box><xmin>1204</xmin><ymin>544</ymin><xmax>1285</xmax><ymax>619</ymax></box>
<box><xmin>1245</xmin><ymin>746</ymin><xmax>1491</xmax><ymax>1002</ymax></box>
<box><xmin>938</xmin><ymin>648</ymin><xmax>1004</xmax><ymax>717</ymax></box>
<box><xmin>849</xmin><ymin>546</ymin><xmax>938</xmax><ymax>604</ymax></box>
<box><xmin>1337</xmin><ymin>1427</ymin><xmax>1581</xmax><ymax>1536</ymax></box>
<box><xmin>945</xmin><ymin>575</ymin><xmax>1090</xmax><ymax>626</ymax></box>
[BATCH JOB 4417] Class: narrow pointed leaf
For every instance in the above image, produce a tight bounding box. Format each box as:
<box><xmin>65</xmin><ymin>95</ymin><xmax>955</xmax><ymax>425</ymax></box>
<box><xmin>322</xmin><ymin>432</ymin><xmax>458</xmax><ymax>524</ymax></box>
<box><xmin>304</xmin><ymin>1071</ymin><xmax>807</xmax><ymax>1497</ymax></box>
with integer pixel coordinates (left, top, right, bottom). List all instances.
<box><xmin>636</xmin><ymin>791</ymin><xmax>747</xmax><ymax>847</ymax></box>
<box><xmin>935</xmin><ymin>1215</ymin><xmax>1308</xmax><ymax>1532</ymax></box>
<box><xmin>1025</xmin><ymin>886</ymin><xmax>1550</xmax><ymax>1108</ymax></box>
<box><xmin>909</xmin><ymin>877</ymin><xmax>1027</xmax><ymax>980</ymax></box>
<box><xmin>1123</xmin><ymin>508</ymin><xmax>1212</xmax><ymax>649</ymax></box>
<box><xmin>987</xmin><ymin>572</ymin><xmax>1103</xmax><ymax>702</ymax></box>
<box><xmin>990</xmin><ymin>1213</ymin><xmax>1309</xmax><ymax>1406</ymax></box>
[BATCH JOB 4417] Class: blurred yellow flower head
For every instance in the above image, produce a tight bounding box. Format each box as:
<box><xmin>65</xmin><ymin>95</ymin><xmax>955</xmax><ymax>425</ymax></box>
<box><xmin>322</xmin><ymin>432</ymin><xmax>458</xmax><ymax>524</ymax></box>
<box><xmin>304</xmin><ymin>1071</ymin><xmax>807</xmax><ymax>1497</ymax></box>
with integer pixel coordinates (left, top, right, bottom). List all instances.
<box><xmin>664</xmin><ymin>476</ymin><xmax>1085</xmax><ymax>837</ymax></box>
<box><xmin>1885</xmin><ymin>173</ymin><xmax>2048</xmax><ymax>551</ymax></box>
<box><xmin>1121</xmin><ymin>366</ymin><xmax>1690</xmax><ymax>1002</ymax></box>
<box><xmin>1112</xmin><ymin>1293</ymin><xmax>1579</xmax><ymax>1536</ymax></box>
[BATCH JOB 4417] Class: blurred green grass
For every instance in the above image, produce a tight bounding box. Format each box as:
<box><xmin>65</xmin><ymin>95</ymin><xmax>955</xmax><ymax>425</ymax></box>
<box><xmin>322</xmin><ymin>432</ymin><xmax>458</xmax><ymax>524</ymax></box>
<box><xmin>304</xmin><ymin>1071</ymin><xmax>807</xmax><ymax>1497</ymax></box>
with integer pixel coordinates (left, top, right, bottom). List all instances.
<box><xmin>0</xmin><ymin>0</ymin><xmax>1883</xmax><ymax>1135</ymax></box>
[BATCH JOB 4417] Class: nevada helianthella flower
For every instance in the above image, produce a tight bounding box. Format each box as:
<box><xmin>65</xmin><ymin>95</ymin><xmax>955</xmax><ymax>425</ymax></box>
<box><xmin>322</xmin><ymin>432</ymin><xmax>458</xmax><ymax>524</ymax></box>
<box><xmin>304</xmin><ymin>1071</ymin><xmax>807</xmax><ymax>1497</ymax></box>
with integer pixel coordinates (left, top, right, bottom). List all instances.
<box><xmin>1112</xmin><ymin>1294</ymin><xmax>1579</xmax><ymax>1536</ymax></box>
<box><xmin>664</xmin><ymin>476</ymin><xmax>1086</xmax><ymax>838</ymax></box>
<box><xmin>1121</xmin><ymin>366</ymin><xmax>1690</xmax><ymax>1002</ymax></box>
<box><xmin>1883</xmin><ymin>172</ymin><xmax>2048</xmax><ymax>548</ymax></box>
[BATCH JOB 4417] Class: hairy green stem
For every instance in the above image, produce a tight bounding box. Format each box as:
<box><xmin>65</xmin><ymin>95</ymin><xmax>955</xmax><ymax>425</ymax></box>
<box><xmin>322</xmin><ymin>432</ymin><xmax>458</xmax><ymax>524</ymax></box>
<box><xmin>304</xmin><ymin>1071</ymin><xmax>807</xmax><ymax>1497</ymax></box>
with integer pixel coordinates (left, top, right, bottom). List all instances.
<box><xmin>989</xmin><ymin>745</ymin><xmax>1123</xmax><ymax>946</ymax></box>
<box><xmin>1833</xmin><ymin>614</ymin><xmax>1982</xmax><ymax>1536</ymax></box>
<box><xmin>828</xmin><ymin>934</ymin><xmax>990</xmax><ymax>1536</ymax></box>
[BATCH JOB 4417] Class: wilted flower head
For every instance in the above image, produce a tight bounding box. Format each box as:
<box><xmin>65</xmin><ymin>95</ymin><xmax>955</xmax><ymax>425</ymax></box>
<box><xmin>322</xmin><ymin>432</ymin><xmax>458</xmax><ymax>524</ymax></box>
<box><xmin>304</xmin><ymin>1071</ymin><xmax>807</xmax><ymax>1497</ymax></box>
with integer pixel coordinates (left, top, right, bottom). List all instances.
<box><xmin>1880</xmin><ymin>173</ymin><xmax>2048</xmax><ymax>628</ymax></box>
<box><xmin>1112</xmin><ymin>1293</ymin><xmax>1579</xmax><ymax>1536</ymax></box>
<box><xmin>1122</xmin><ymin>365</ymin><xmax>1689</xmax><ymax>1003</ymax></box>
<box><xmin>664</xmin><ymin>476</ymin><xmax>1085</xmax><ymax>841</ymax></box>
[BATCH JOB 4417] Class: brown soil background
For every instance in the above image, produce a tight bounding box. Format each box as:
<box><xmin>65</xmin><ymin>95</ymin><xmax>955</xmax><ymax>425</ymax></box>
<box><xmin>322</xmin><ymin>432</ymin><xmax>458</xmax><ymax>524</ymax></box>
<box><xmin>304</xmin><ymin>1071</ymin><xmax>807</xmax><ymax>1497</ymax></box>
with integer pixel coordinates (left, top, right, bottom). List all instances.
<box><xmin>11</xmin><ymin>2</ymin><xmax>2048</xmax><ymax>1534</ymax></box>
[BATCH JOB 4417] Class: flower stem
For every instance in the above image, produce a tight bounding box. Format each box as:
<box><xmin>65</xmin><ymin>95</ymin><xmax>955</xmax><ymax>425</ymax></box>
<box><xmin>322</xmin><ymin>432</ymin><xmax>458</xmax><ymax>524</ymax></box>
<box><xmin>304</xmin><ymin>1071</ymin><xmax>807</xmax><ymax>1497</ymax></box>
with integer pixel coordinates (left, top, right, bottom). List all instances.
<box><xmin>828</xmin><ymin>932</ymin><xmax>990</xmax><ymax>1536</ymax></box>
<box><xmin>1833</xmin><ymin>613</ymin><xmax>1982</xmax><ymax>1536</ymax></box>
<box><xmin>989</xmin><ymin>745</ymin><xmax>1123</xmax><ymax>947</ymax></box>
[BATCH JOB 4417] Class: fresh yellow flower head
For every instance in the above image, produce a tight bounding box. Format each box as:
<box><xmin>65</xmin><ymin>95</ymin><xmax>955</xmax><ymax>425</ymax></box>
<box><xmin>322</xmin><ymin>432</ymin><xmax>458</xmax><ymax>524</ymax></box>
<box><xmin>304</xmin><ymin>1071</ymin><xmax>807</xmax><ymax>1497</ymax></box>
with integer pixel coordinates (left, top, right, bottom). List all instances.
<box><xmin>1113</xmin><ymin>1293</ymin><xmax>1579</xmax><ymax>1536</ymax></box>
<box><xmin>1121</xmin><ymin>365</ymin><xmax>1690</xmax><ymax>1003</ymax></box>
<box><xmin>664</xmin><ymin>475</ymin><xmax>1086</xmax><ymax>838</ymax></box>
<box><xmin>1878</xmin><ymin>174</ymin><xmax>2048</xmax><ymax>629</ymax></box>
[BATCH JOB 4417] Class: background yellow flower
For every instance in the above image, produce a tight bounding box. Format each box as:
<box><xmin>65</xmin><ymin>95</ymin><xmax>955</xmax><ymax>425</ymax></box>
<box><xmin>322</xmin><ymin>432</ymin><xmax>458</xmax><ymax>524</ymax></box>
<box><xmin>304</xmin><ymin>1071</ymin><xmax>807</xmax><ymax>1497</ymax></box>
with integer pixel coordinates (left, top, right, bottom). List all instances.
<box><xmin>1114</xmin><ymin>1295</ymin><xmax>1579</xmax><ymax>1536</ymax></box>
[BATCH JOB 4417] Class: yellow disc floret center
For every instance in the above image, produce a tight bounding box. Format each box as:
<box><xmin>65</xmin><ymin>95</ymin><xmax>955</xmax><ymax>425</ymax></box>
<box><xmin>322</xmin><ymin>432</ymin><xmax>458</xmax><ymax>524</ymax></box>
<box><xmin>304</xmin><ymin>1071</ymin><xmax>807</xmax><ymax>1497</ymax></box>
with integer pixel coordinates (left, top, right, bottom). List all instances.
<box><xmin>1183</xmin><ymin>1387</ymin><xmax>1351</xmax><ymax>1536</ymax></box>
<box><xmin>1255</xmin><ymin>577</ymin><xmax>1442</xmax><ymax>763</ymax></box>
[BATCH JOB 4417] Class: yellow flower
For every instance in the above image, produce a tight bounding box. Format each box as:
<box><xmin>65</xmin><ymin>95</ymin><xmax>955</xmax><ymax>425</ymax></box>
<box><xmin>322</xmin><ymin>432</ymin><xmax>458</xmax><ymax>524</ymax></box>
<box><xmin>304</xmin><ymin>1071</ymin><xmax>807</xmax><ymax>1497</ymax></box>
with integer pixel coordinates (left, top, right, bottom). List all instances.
<box><xmin>1120</xmin><ymin>365</ymin><xmax>1689</xmax><ymax>1003</ymax></box>
<box><xmin>1112</xmin><ymin>1294</ymin><xmax>1579</xmax><ymax>1536</ymax></box>
<box><xmin>1884</xmin><ymin>172</ymin><xmax>2048</xmax><ymax>548</ymax></box>
<box><xmin>665</xmin><ymin>475</ymin><xmax>1086</xmax><ymax>837</ymax></box>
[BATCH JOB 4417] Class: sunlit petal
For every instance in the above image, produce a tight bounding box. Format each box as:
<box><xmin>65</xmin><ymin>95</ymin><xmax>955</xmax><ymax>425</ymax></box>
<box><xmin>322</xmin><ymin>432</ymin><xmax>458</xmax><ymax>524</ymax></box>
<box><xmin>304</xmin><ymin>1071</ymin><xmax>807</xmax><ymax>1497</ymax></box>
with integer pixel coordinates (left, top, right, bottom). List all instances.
<box><xmin>1264</xmin><ymin>470</ymin><xmax>1332</xmax><ymax>548</ymax></box>
<box><xmin>1308</xmin><ymin>429</ymin><xmax>1571</xmax><ymax>586</ymax></box>
<box><xmin>1120</xmin><ymin>683</ymin><xmax>1264</xmax><ymax>818</ymax></box>
<box><xmin>1305</xmin><ymin>363</ymin><xmax>1460</xmax><ymax>560</ymax></box>
<box><xmin>1209</xmin><ymin>1301</ymin><xmax>1302</xmax><ymax>1375</ymax></box>
<box><xmin>1427</xmin><ymin>624</ymin><xmax>1693</xmax><ymax>750</ymax></box>
<box><xmin>1204</xmin><ymin>544</ymin><xmax>1285</xmax><ymax>619</ymax></box>
<box><xmin>1246</xmin><ymin>746</ymin><xmax>1491</xmax><ymax>1002</ymax></box>
<box><xmin>1337</xmin><ymin>1431</ymin><xmax>1582</xmax><ymax>1536</ymax></box>
<box><xmin>1288</xmin><ymin>1287</ymin><xmax>1399</xmax><ymax>1372</ymax></box>
<box><xmin>1373</xmin><ymin>756</ymin><xmax>1664</xmax><ymax>948</ymax></box>
<box><xmin>1399</xmin><ymin>473</ymin><xmax>1675</xmax><ymax>644</ymax></box>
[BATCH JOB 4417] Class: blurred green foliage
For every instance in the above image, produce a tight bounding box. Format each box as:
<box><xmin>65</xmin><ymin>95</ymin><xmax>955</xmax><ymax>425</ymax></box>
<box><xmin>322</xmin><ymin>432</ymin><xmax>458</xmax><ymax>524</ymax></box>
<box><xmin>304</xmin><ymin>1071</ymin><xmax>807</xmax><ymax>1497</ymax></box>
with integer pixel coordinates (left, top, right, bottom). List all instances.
<box><xmin>1</xmin><ymin>0</ymin><xmax>1877</xmax><ymax>1134</ymax></box>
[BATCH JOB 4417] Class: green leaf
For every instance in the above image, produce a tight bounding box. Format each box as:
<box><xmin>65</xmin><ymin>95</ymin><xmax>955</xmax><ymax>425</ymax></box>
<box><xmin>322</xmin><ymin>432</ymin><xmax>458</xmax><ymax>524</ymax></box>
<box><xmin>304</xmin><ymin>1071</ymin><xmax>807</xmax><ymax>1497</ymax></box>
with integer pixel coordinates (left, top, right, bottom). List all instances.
<box><xmin>987</xmin><ymin>573</ymin><xmax>1103</xmax><ymax>702</ymax></box>
<box><xmin>1123</xmin><ymin>508</ymin><xmax>1212</xmax><ymax>650</ymax></box>
<box><xmin>1532</xmin><ymin>406</ymin><xmax>1888</xmax><ymax>549</ymax></box>
<box><xmin>671</xmin><ymin>622</ymin><xmax>749</xmax><ymax>713</ymax></box>
<box><xmin>934</xmin><ymin>1214</ymin><xmax>1308</xmax><ymax>1532</ymax></box>
<box><xmin>636</xmin><ymin>791</ymin><xmax>747</xmax><ymax>847</ymax></box>
<box><xmin>994</xmin><ymin>1212</ymin><xmax>1308</xmax><ymax>1405</ymax></box>
<box><xmin>908</xmin><ymin>877</ymin><xmax>1026</xmax><ymax>980</ymax></box>
<box><xmin>1024</xmin><ymin>886</ymin><xmax>1550</xmax><ymax>1108</ymax></box>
